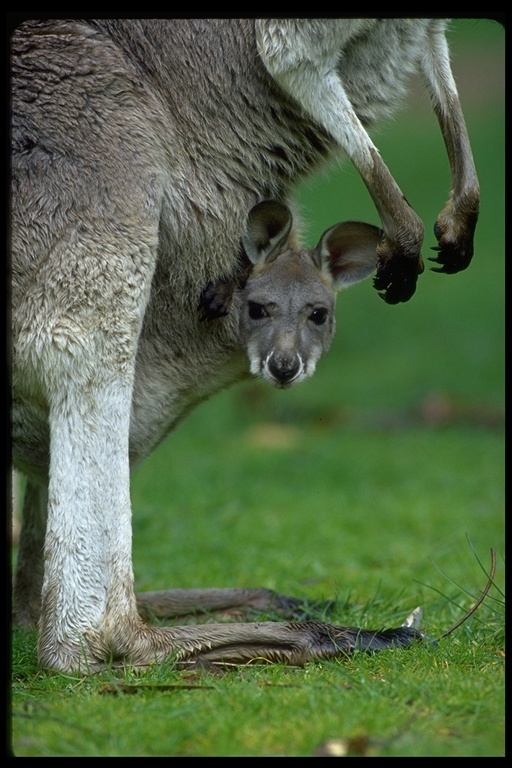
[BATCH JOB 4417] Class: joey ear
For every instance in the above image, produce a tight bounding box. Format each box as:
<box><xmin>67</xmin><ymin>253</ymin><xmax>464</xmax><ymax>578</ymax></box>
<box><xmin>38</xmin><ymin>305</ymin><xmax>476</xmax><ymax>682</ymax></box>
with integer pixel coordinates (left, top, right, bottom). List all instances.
<box><xmin>242</xmin><ymin>200</ymin><xmax>293</xmax><ymax>266</ymax></box>
<box><xmin>314</xmin><ymin>221</ymin><xmax>383</xmax><ymax>288</ymax></box>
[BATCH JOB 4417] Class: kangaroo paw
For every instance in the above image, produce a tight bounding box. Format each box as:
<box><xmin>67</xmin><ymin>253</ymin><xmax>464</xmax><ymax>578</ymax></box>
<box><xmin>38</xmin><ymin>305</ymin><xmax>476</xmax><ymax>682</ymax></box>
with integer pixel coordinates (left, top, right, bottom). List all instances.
<box><xmin>373</xmin><ymin>252</ymin><xmax>424</xmax><ymax>305</ymax></box>
<box><xmin>428</xmin><ymin>209</ymin><xmax>478</xmax><ymax>274</ymax></box>
<box><xmin>198</xmin><ymin>280</ymin><xmax>234</xmax><ymax>320</ymax></box>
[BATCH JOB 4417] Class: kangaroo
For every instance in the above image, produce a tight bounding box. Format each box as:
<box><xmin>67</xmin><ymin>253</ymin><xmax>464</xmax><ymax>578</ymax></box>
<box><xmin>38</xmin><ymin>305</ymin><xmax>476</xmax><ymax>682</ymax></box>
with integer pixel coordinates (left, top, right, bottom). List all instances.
<box><xmin>11</xmin><ymin>19</ymin><xmax>479</xmax><ymax>672</ymax></box>
<box><xmin>202</xmin><ymin>199</ymin><xmax>383</xmax><ymax>389</ymax></box>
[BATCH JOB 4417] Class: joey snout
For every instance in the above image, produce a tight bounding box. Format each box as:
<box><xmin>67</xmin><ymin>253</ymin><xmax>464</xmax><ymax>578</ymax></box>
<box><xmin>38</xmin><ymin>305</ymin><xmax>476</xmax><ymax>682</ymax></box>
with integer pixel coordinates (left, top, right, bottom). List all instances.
<box><xmin>267</xmin><ymin>350</ymin><xmax>303</xmax><ymax>386</ymax></box>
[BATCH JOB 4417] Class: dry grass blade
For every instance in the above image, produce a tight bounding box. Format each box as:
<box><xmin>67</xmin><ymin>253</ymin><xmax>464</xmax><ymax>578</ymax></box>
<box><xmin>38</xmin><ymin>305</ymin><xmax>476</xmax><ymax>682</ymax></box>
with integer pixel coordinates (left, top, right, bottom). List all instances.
<box><xmin>439</xmin><ymin>548</ymin><xmax>497</xmax><ymax>640</ymax></box>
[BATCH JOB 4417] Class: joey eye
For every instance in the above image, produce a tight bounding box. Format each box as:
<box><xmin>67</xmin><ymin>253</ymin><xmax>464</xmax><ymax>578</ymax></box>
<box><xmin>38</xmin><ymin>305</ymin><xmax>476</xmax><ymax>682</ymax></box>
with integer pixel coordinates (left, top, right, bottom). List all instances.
<box><xmin>248</xmin><ymin>301</ymin><xmax>268</xmax><ymax>319</ymax></box>
<box><xmin>309</xmin><ymin>307</ymin><xmax>328</xmax><ymax>326</ymax></box>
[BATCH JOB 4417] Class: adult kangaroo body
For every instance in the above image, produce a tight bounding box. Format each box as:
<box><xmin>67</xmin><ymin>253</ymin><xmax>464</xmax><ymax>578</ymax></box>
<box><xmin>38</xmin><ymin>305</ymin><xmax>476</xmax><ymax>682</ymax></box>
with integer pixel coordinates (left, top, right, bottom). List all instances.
<box><xmin>11</xmin><ymin>19</ymin><xmax>479</xmax><ymax>671</ymax></box>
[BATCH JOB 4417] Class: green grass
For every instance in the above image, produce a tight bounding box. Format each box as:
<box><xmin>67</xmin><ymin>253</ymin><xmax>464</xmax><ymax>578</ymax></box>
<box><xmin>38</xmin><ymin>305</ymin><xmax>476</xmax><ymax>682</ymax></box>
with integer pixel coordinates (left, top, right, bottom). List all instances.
<box><xmin>10</xmin><ymin>19</ymin><xmax>504</xmax><ymax>757</ymax></box>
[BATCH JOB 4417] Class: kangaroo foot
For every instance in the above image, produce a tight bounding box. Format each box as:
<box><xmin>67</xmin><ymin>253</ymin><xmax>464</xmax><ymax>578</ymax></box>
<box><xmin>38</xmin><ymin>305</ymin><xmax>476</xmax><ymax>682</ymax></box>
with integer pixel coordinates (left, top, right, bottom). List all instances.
<box><xmin>136</xmin><ymin>587</ymin><xmax>335</xmax><ymax>622</ymax></box>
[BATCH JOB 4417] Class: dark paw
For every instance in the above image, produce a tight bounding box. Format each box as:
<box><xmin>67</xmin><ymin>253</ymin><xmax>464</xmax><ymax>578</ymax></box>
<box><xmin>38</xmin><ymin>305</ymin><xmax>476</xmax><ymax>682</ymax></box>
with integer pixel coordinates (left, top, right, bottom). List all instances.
<box><xmin>429</xmin><ymin>243</ymin><xmax>473</xmax><ymax>274</ymax></box>
<box><xmin>428</xmin><ymin>218</ymin><xmax>477</xmax><ymax>274</ymax></box>
<box><xmin>373</xmin><ymin>254</ymin><xmax>424</xmax><ymax>305</ymax></box>
<box><xmin>198</xmin><ymin>281</ymin><xmax>233</xmax><ymax>321</ymax></box>
<box><xmin>198</xmin><ymin>250</ymin><xmax>252</xmax><ymax>321</ymax></box>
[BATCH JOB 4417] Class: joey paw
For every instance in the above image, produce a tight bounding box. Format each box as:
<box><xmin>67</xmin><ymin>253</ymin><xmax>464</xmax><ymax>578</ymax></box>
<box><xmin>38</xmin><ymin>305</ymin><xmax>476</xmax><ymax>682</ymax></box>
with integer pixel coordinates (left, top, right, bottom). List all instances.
<box><xmin>428</xmin><ymin>218</ymin><xmax>477</xmax><ymax>274</ymax></box>
<box><xmin>373</xmin><ymin>253</ymin><xmax>424</xmax><ymax>305</ymax></box>
<box><xmin>198</xmin><ymin>281</ymin><xmax>233</xmax><ymax>320</ymax></box>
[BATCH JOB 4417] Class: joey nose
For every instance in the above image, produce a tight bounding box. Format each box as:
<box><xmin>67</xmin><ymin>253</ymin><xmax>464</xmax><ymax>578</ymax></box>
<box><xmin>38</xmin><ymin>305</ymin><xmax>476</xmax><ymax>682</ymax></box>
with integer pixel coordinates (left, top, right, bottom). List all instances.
<box><xmin>268</xmin><ymin>354</ymin><xmax>300</xmax><ymax>383</ymax></box>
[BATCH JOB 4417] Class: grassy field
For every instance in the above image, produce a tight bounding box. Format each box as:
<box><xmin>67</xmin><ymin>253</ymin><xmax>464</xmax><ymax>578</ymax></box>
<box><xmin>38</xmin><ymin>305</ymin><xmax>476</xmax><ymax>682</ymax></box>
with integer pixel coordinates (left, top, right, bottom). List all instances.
<box><xmin>10</xmin><ymin>19</ymin><xmax>504</xmax><ymax>757</ymax></box>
